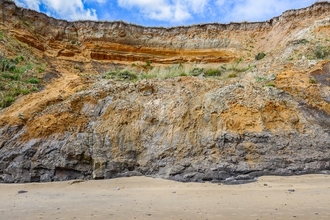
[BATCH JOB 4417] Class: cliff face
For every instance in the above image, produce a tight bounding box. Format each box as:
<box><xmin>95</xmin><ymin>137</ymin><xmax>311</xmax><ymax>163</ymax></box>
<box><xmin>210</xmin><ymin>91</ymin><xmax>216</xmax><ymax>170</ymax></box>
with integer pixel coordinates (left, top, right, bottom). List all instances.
<box><xmin>2</xmin><ymin>0</ymin><xmax>330</xmax><ymax>64</ymax></box>
<box><xmin>1</xmin><ymin>0</ymin><xmax>330</xmax><ymax>183</ymax></box>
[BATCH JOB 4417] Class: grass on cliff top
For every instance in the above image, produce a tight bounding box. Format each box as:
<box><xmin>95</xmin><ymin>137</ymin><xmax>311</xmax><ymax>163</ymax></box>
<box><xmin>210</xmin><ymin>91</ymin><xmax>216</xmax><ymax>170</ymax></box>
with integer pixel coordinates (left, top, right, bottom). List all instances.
<box><xmin>0</xmin><ymin>30</ymin><xmax>47</xmax><ymax>109</ymax></box>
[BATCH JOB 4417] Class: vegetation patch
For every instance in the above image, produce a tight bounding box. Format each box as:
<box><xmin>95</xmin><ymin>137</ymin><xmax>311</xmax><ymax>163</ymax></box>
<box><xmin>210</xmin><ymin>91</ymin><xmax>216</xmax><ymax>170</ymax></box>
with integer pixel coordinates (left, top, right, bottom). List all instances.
<box><xmin>141</xmin><ymin>64</ymin><xmax>187</xmax><ymax>80</ymax></box>
<box><xmin>309</xmin><ymin>77</ymin><xmax>317</xmax><ymax>84</ymax></box>
<box><xmin>190</xmin><ymin>68</ymin><xmax>204</xmax><ymax>76</ymax></box>
<box><xmin>2</xmin><ymin>95</ymin><xmax>15</xmax><ymax>108</ymax></box>
<box><xmin>266</xmin><ymin>82</ymin><xmax>275</xmax><ymax>87</ymax></box>
<box><xmin>228</xmin><ymin>73</ymin><xmax>238</xmax><ymax>78</ymax></box>
<box><xmin>0</xmin><ymin>29</ymin><xmax>50</xmax><ymax>109</ymax></box>
<box><xmin>106</xmin><ymin>70</ymin><xmax>138</xmax><ymax>81</ymax></box>
<box><xmin>293</xmin><ymin>39</ymin><xmax>309</xmax><ymax>45</ymax></box>
<box><xmin>204</xmin><ymin>68</ymin><xmax>222</xmax><ymax>77</ymax></box>
<box><xmin>105</xmin><ymin>59</ymin><xmax>254</xmax><ymax>82</ymax></box>
<box><xmin>27</xmin><ymin>78</ymin><xmax>40</xmax><ymax>84</ymax></box>
<box><xmin>255</xmin><ymin>52</ymin><xmax>266</xmax><ymax>60</ymax></box>
<box><xmin>314</xmin><ymin>46</ymin><xmax>330</xmax><ymax>59</ymax></box>
<box><xmin>0</xmin><ymin>54</ymin><xmax>45</xmax><ymax>109</ymax></box>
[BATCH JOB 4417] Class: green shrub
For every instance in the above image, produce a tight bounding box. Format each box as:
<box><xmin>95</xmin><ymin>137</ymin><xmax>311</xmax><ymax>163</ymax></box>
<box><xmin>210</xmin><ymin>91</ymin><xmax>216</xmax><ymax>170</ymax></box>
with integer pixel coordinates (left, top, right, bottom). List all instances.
<box><xmin>205</xmin><ymin>68</ymin><xmax>222</xmax><ymax>77</ymax></box>
<box><xmin>314</xmin><ymin>46</ymin><xmax>329</xmax><ymax>59</ymax></box>
<box><xmin>8</xmin><ymin>64</ymin><xmax>16</xmax><ymax>72</ymax></box>
<box><xmin>2</xmin><ymin>95</ymin><xmax>15</xmax><ymax>108</ymax></box>
<box><xmin>12</xmin><ymin>57</ymin><xmax>20</xmax><ymax>64</ymax></box>
<box><xmin>117</xmin><ymin>70</ymin><xmax>138</xmax><ymax>81</ymax></box>
<box><xmin>255</xmin><ymin>76</ymin><xmax>267</xmax><ymax>82</ymax></box>
<box><xmin>220</xmin><ymin>65</ymin><xmax>227</xmax><ymax>70</ymax></box>
<box><xmin>228</xmin><ymin>73</ymin><xmax>237</xmax><ymax>78</ymax></box>
<box><xmin>18</xmin><ymin>55</ymin><xmax>25</xmax><ymax>61</ymax></box>
<box><xmin>38</xmin><ymin>67</ymin><xmax>45</xmax><ymax>73</ymax></box>
<box><xmin>21</xmin><ymin>89</ymin><xmax>30</xmax><ymax>95</ymax></box>
<box><xmin>73</xmin><ymin>65</ymin><xmax>84</xmax><ymax>72</ymax></box>
<box><xmin>293</xmin><ymin>39</ymin><xmax>309</xmax><ymax>45</ymax></box>
<box><xmin>1</xmin><ymin>59</ymin><xmax>9</xmax><ymax>72</ymax></box>
<box><xmin>255</xmin><ymin>52</ymin><xmax>266</xmax><ymax>60</ymax></box>
<box><xmin>309</xmin><ymin>78</ymin><xmax>317</xmax><ymax>84</ymax></box>
<box><xmin>190</xmin><ymin>68</ymin><xmax>204</xmax><ymax>76</ymax></box>
<box><xmin>2</xmin><ymin>73</ymin><xmax>11</xmax><ymax>79</ymax></box>
<box><xmin>107</xmin><ymin>70</ymin><xmax>138</xmax><ymax>81</ymax></box>
<box><xmin>266</xmin><ymin>82</ymin><xmax>275</xmax><ymax>87</ymax></box>
<box><xmin>2</xmin><ymin>73</ymin><xmax>20</xmax><ymax>80</ymax></box>
<box><xmin>11</xmin><ymin>56</ymin><xmax>24</xmax><ymax>64</ymax></box>
<box><xmin>107</xmin><ymin>71</ymin><xmax>118</xmax><ymax>76</ymax></box>
<box><xmin>12</xmin><ymin>87</ymin><xmax>24</xmax><ymax>96</ymax></box>
<box><xmin>28</xmin><ymin>78</ymin><xmax>40</xmax><ymax>84</ymax></box>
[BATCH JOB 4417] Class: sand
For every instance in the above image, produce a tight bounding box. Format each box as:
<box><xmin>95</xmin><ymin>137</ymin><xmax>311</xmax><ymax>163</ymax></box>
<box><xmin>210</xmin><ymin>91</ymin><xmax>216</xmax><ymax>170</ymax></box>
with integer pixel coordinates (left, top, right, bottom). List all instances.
<box><xmin>0</xmin><ymin>175</ymin><xmax>330</xmax><ymax>220</ymax></box>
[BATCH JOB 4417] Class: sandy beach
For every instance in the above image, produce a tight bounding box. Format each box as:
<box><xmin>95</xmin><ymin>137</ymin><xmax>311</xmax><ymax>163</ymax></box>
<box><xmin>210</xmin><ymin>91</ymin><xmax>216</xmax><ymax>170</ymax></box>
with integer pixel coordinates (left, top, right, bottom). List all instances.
<box><xmin>0</xmin><ymin>175</ymin><xmax>330</xmax><ymax>220</ymax></box>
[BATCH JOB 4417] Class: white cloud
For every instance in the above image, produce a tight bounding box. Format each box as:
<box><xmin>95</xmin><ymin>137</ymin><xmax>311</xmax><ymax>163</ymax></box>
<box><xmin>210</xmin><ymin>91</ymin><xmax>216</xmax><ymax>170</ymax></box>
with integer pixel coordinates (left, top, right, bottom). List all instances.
<box><xmin>186</xmin><ymin>0</ymin><xmax>209</xmax><ymax>14</ymax></box>
<box><xmin>215</xmin><ymin>0</ymin><xmax>315</xmax><ymax>23</ymax></box>
<box><xmin>15</xmin><ymin>0</ymin><xmax>99</xmax><ymax>20</ymax></box>
<box><xmin>14</xmin><ymin>0</ymin><xmax>317</xmax><ymax>25</ymax></box>
<box><xmin>15</xmin><ymin>0</ymin><xmax>41</xmax><ymax>10</ymax></box>
<box><xmin>117</xmin><ymin>0</ymin><xmax>210</xmax><ymax>23</ymax></box>
<box><xmin>84</xmin><ymin>0</ymin><xmax>106</xmax><ymax>4</ymax></box>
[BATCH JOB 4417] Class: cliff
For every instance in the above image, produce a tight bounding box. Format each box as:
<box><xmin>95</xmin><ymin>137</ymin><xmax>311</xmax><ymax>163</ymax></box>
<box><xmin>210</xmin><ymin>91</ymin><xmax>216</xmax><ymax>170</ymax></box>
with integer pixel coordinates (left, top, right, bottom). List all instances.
<box><xmin>0</xmin><ymin>0</ymin><xmax>330</xmax><ymax>183</ymax></box>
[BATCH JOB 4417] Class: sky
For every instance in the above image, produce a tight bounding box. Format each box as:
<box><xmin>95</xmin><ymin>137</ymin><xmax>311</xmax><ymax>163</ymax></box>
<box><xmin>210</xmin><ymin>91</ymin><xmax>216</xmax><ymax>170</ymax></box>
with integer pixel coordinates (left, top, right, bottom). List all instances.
<box><xmin>14</xmin><ymin>0</ymin><xmax>319</xmax><ymax>27</ymax></box>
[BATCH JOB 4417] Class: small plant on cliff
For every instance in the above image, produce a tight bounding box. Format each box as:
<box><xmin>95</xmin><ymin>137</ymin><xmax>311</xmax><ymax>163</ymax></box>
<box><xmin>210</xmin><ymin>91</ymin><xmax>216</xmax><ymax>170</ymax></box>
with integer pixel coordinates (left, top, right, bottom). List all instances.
<box><xmin>106</xmin><ymin>70</ymin><xmax>119</xmax><ymax>79</ymax></box>
<box><xmin>73</xmin><ymin>65</ymin><xmax>83</xmax><ymax>72</ymax></box>
<box><xmin>143</xmin><ymin>60</ymin><xmax>153</xmax><ymax>70</ymax></box>
<box><xmin>227</xmin><ymin>64</ymin><xmax>251</xmax><ymax>73</ymax></box>
<box><xmin>141</xmin><ymin>64</ymin><xmax>188</xmax><ymax>80</ymax></box>
<box><xmin>204</xmin><ymin>68</ymin><xmax>222</xmax><ymax>77</ymax></box>
<box><xmin>190</xmin><ymin>68</ymin><xmax>204</xmax><ymax>76</ymax></box>
<box><xmin>293</xmin><ymin>39</ymin><xmax>309</xmax><ymax>45</ymax></box>
<box><xmin>228</xmin><ymin>73</ymin><xmax>238</xmax><ymax>78</ymax></box>
<box><xmin>0</xmin><ymin>95</ymin><xmax>15</xmax><ymax>108</ymax></box>
<box><xmin>2</xmin><ymin>72</ymin><xmax>20</xmax><ymax>80</ymax></box>
<box><xmin>266</xmin><ymin>82</ymin><xmax>275</xmax><ymax>87</ymax></box>
<box><xmin>255</xmin><ymin>76</ymin><xmax>267</xmax><ymax>83</ymax></box>
<box><xmin>118</xmin><ymin>70</ymin><xmax>138</xmax><ymax>81</ymax></box>
<box><xmin>106</xmin><ymin>70</ymin><xmax>138</xmax><ymax>81</ymax></box>
<box><xmin>314</xmin><ymin>46</ymin><xmax>330</xmax><ymax>59</ymax></box>
<box><xmin>27</xmin><ymin>78</ymin><xmax>40</xmax><ymax>84</ymax></box>
<box><xmin>255</xmin><ymin>52</ymin><xmax>266</xmax><ymax>60</ymax></box>
<box><xmin>309</xmin><ymin>77</ymin><xmax>317</xmax><ymax>84</ymax></box>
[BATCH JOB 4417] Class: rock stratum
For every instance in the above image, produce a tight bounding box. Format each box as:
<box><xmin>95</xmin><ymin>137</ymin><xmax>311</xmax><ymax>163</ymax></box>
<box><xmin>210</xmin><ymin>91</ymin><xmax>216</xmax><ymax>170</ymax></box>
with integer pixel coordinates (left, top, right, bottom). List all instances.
<box><xmin>1</xmin><ymin>0</ymin><xmax>330</xmax><ymax>183</ymax></box>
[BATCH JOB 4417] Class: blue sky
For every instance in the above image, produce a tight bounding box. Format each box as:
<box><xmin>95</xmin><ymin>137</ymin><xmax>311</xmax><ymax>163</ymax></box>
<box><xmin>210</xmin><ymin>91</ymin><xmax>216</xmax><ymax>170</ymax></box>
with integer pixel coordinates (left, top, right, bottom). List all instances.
<box><xmin>14</xmin><ymin>0</ymin><xmax>318</xmax><ymax>27</ymax></box>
